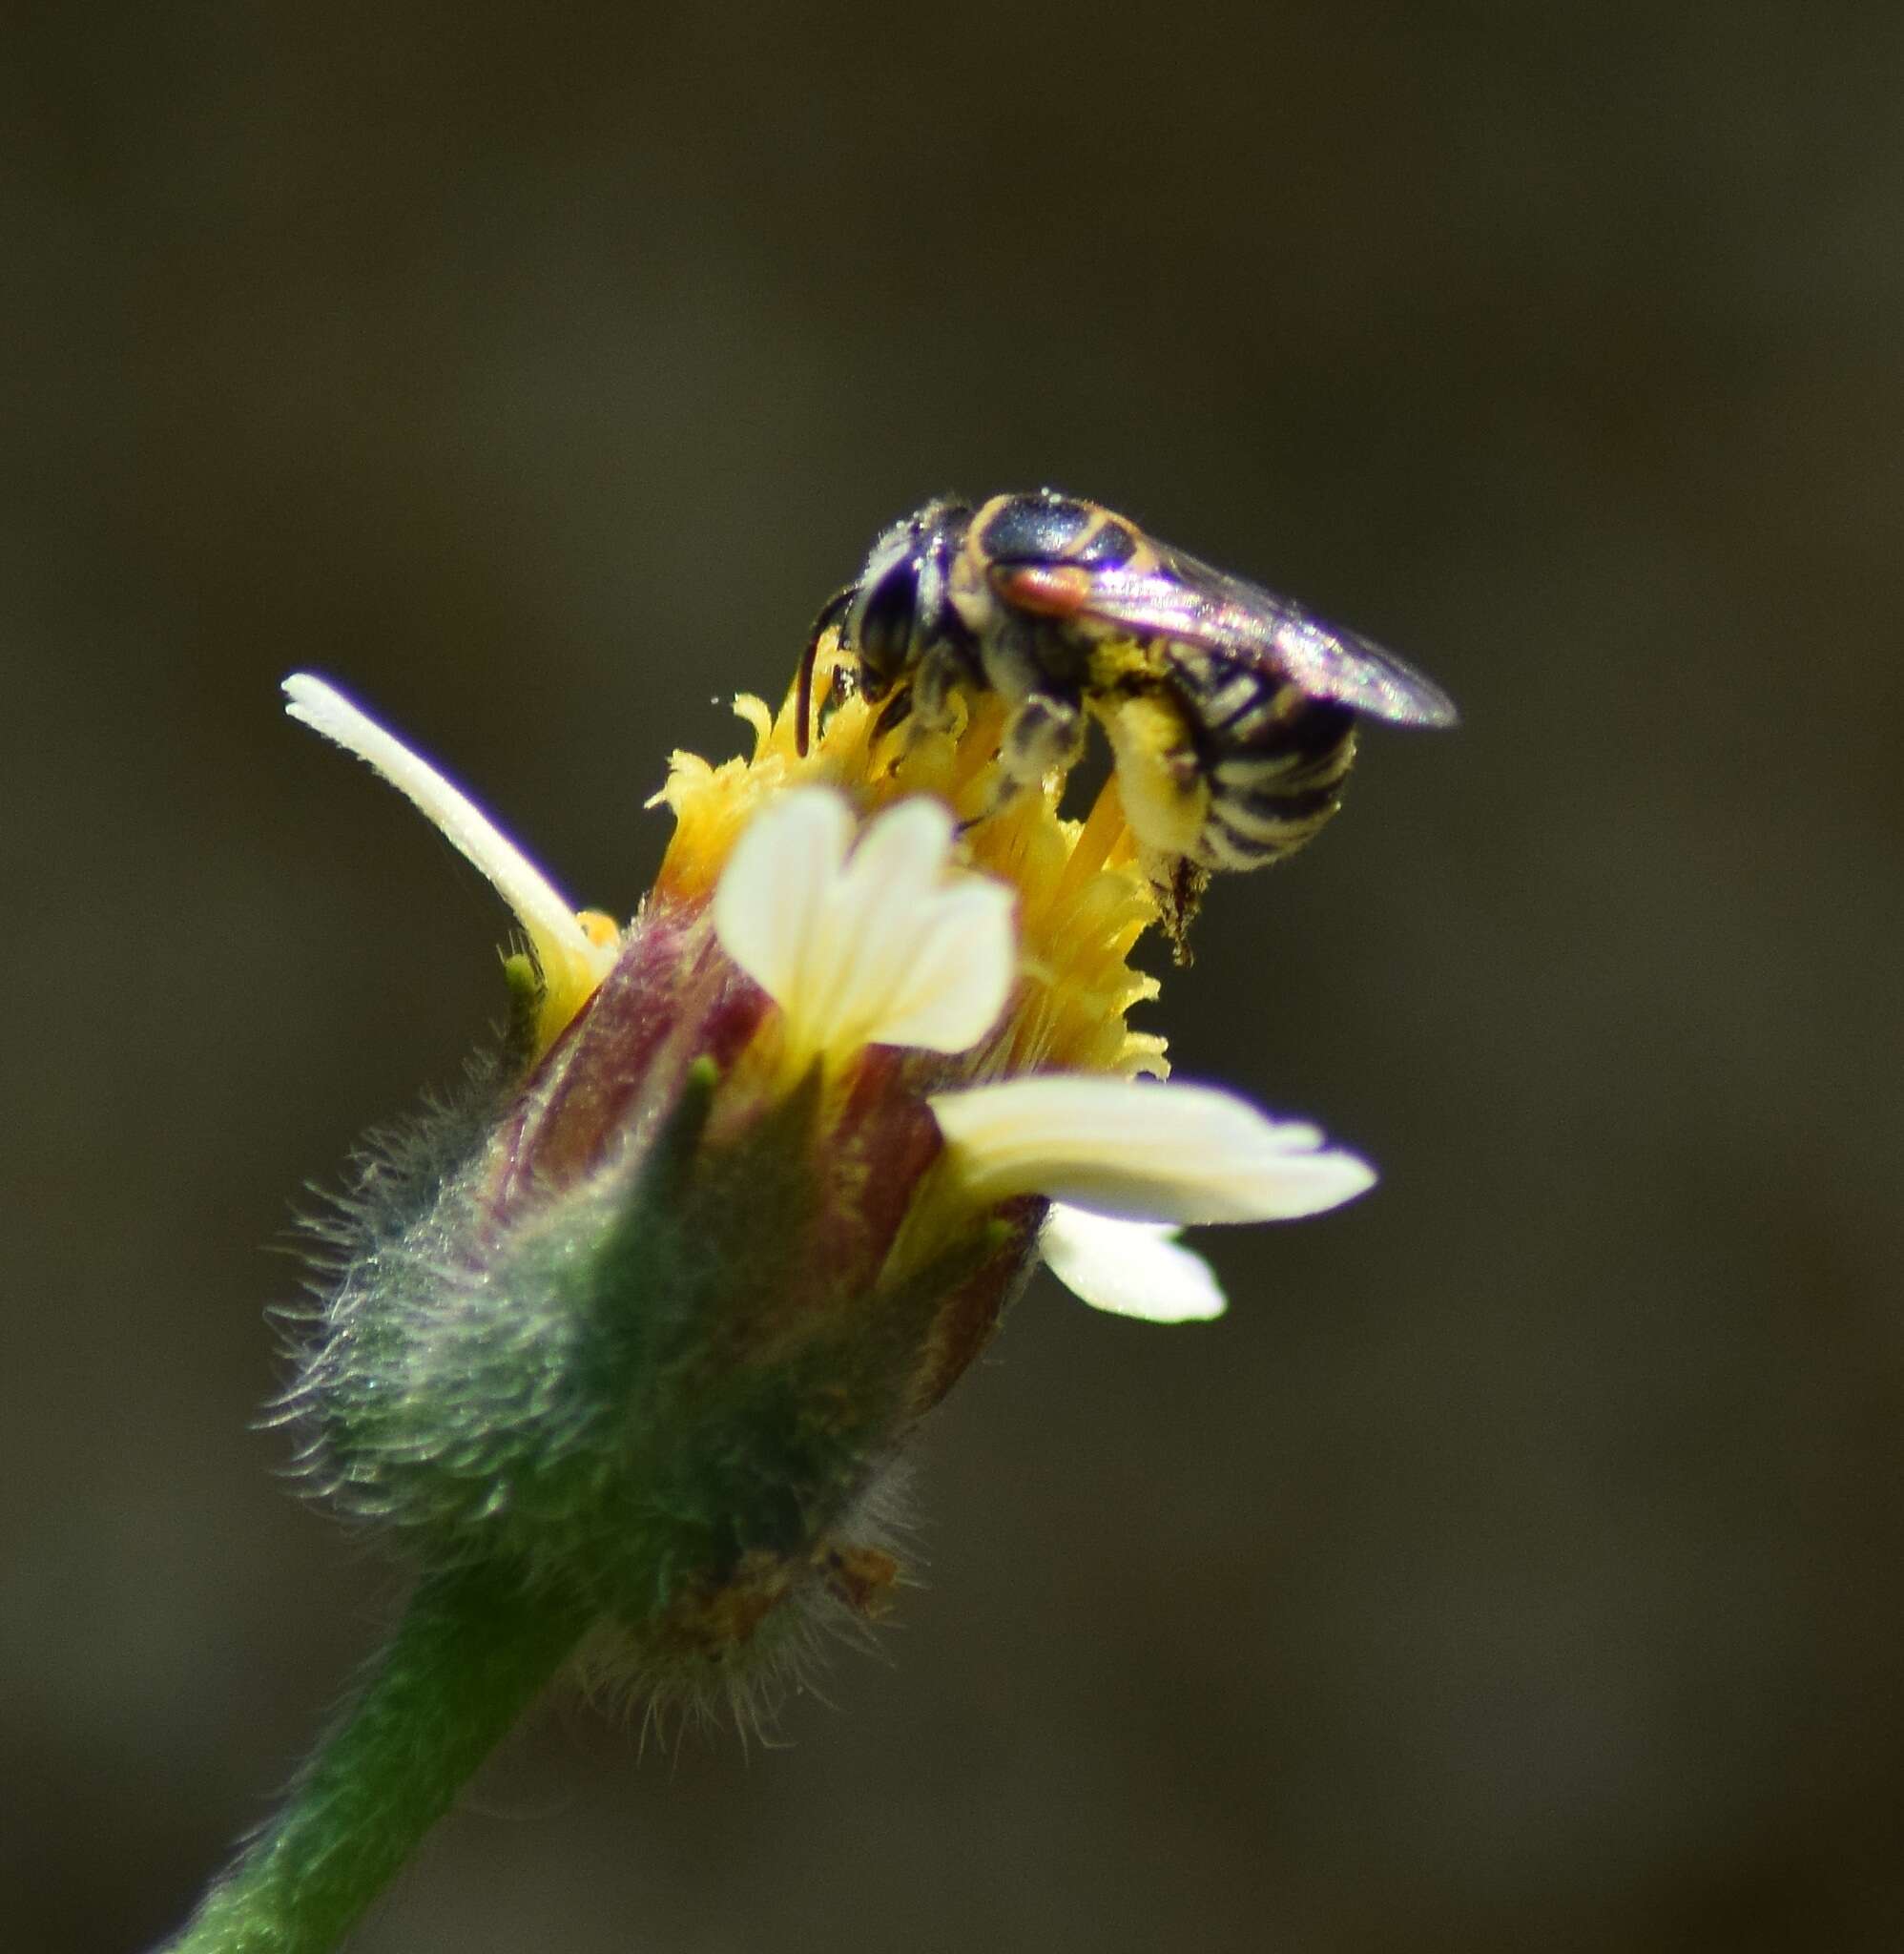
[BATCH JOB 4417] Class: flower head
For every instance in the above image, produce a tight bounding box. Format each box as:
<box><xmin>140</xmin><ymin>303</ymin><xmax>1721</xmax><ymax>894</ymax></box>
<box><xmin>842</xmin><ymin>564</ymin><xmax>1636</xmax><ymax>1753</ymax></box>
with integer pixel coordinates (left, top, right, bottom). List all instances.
<box><xmin>281</xmin><ymin>637</ymin><xmax>1375</xmax><ymax>1705</ymax></box>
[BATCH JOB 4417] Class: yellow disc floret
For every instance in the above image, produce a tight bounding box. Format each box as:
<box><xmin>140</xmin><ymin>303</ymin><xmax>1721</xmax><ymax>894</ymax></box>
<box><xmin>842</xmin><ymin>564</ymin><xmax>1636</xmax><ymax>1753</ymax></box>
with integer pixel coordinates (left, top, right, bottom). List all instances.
<box><xmin>652</xmin><ymin>637</ymin><xmax>1168</xmax><ymax>1086</ymax></box>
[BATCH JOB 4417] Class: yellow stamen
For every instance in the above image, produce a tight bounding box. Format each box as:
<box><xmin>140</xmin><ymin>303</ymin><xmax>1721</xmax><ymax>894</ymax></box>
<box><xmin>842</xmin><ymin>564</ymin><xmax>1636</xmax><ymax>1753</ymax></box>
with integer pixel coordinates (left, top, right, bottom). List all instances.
<box><xmin>654</xmin><ymin>639</ymin><xmax>1169</xmax><ymax>1084</ymax></box>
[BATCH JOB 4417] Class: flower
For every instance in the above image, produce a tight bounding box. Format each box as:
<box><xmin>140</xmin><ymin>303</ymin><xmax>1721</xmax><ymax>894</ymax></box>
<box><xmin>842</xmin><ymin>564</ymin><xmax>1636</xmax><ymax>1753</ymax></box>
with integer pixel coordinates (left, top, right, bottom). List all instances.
<box><xmin>279</xmin><ymin>644</ymin><xmax>1375</xmax><ymax>1697</ymax></box>
<box><xmin>700</xmin><ymin>781</ymin><xmax>1374</xmax><ymax>1313</ymax></box>
<box><xmin>162</xmin><ymin>572</ymin><xmax>1429</xmax><ymax>1954</ymax></box>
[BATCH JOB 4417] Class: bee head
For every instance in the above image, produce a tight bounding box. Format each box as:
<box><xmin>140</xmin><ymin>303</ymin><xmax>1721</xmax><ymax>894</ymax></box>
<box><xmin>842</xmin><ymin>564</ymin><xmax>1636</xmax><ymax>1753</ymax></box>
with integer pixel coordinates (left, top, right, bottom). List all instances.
<box><xmin>846</xmin><ymin>498</ymin><xmax>971</xmax><ymax>692</ymax></box>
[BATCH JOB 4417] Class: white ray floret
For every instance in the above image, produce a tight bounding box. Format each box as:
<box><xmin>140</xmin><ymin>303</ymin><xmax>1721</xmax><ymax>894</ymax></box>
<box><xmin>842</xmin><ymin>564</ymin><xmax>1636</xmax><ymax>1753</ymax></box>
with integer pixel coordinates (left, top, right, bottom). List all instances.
<box><xmin>713</xmin><ymin>787</ymin><xmax>1016</xmax><ymax>1067</ymax></box>
<box><xmin>282</xmin><ymin>675</ymin><xmax>619</xmax><ymax>1023</ymax></box>
<box><xmin>1040</xmin><ymin>1204</ymin><xmax>1228</xmax><ymax>1323</ymax></box>
<box><xmin>927</xmin><ymin>1075</ymin><xmax>1376</xmax><ymax>1226</ymax></box>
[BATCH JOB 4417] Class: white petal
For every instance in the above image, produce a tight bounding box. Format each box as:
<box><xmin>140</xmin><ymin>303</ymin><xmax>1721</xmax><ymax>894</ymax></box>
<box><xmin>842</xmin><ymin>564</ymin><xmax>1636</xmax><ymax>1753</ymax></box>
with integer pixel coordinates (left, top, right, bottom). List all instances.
<box><xmin>712</xmin><ymin>789</ymin><xmax>1016</xmax><ymax>1061</ymax></box>
<box><xmin>805</xmin><ymin>799</ymin><xmax>962</xmax><ymax>1050</ymax></box>
<box><xmin>282</xmin><ymin>675</ymin><xmax>617</xmax><ymax>1001</ymax></box>
<box><xmin>713</xmin><ymin>787</ymin><xmax>853</xmax><ymax>1015</ymax></box>
<box><xmin>1041</xmin><ymin>1203</ymin><xmax>1227</xmax><ymax>1322</ymax></box>
<box><xmin>852</xmin><ymin>871</ymin><xmax>1015</xmax><ymax>1052</ymax></box>
<box><xmin>927</xmin><ymin>1075</ymin><xmax>1376</xmax><ymax>1225</ymax></box>
<box><xmin>837</xmin><ymin>790</ymin><xmax>959</xmax><ymax>905</ymax></box>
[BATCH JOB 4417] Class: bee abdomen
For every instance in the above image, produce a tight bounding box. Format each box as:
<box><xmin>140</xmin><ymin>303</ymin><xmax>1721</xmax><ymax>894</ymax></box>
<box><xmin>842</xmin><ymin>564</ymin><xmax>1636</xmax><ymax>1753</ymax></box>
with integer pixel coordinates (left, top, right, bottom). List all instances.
<box><xmin>1191</xmin><ymin>694</ymin><xmax>1357</xmax><ymax>871</ymax></box>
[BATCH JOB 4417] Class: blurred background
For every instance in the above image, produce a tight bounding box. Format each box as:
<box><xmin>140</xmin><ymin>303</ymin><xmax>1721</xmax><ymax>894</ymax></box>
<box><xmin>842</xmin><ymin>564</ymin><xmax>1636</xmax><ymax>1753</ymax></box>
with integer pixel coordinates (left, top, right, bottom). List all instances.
<box><xmin>7</xmin><ymin>5</ymin><xmax>1901</xmax><ymax>1949</ymax></box>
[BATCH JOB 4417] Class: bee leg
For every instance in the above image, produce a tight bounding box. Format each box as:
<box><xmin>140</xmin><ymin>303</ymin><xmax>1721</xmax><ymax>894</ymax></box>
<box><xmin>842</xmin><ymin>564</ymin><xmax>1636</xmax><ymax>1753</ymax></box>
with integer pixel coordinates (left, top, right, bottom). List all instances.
<box><xmin>868</xmin><ymin>652</ymin><xmax>963</xmax><ymax>769</ymax></box>
<box><xmin>1095</xmin><ymin>691</ymin><xmax>1209</xmax><ymax>862</ymax></box>
<box><xmin>1143</xmin><ymin>850</ymin><xmax>1208</xmax><ymax>965</ymax></box>
<box><xmin>999</xmin><ymin>692</ymin><xmax>1085</xmax><ymax>786</ymax></box>
<box><xmin>955</xmin><ymin>695</ymin><xmax>1084</xmax><ymax>836</ymax></box>
<box><xmin>911</xmin><ymin>646</ymin><xmax>969</xmax><ymax>732</ymax></box>
<box><xmin>869</xmin><ymin>687</ymin><xmax>914</xmax><ymax>744</ymax></box>
<box><xmin>1094</xmin><ymin>690</ymin><xmax>1212</xmax><ymax>958</ymax></box>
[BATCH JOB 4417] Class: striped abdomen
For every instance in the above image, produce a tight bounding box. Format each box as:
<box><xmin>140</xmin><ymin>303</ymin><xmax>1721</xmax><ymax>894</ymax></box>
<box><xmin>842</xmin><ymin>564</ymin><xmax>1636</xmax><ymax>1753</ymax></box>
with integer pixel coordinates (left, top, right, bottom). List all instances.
<box><xmin>1169</xmin><ymin>648</ymin><xmax>1358</xmax><ymax>871</ymax></box>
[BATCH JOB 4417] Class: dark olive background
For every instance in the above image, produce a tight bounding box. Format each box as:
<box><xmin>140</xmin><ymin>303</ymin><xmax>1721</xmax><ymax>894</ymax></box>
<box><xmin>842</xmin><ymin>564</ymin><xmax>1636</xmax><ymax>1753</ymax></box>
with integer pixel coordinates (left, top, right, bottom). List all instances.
<box><xmin>8</xmin><ymin>6</ymin><xmax>1902</xmax><ymax>1951</ymax></box>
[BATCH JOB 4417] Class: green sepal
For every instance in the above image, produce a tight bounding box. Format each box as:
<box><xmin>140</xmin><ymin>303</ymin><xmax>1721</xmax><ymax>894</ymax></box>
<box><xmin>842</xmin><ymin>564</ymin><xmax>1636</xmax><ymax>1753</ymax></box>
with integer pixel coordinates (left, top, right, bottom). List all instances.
<box><xmin>499</xmin><ymin>947</ymin><xmax>544</xmax><ymax>1064</ymax></box>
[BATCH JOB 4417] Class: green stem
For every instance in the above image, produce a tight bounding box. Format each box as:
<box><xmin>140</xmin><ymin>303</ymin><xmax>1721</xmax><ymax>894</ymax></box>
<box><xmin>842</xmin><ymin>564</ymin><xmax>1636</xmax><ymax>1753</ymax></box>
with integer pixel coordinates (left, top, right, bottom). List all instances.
<box><xmin>159</xmin><ymin>1563</ymin><xmax>592</xmax><ymax>1954</ymax></box>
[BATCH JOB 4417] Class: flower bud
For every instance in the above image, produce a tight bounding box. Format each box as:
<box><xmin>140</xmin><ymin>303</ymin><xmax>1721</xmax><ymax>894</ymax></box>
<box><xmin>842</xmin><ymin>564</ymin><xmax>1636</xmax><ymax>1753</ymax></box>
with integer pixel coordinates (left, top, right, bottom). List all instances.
<box><xmin>280</xmin><ymin>655</ymin><xmax>1376</xmax><ymax>1704</ymax></box>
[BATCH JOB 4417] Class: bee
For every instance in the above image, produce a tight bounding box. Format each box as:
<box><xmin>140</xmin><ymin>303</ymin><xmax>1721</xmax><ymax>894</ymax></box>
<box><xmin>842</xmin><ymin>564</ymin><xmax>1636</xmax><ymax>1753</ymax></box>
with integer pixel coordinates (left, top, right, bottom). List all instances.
<box><xmin>797</xmin><ymin>490</ymin><xmax>1456</xmax><ymax>928</ymax></box>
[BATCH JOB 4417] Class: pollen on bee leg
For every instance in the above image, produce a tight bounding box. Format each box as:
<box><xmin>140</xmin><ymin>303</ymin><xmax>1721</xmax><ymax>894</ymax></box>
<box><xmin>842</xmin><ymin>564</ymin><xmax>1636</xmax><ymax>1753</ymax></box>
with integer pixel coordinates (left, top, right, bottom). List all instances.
<box><xmin>1089</xmin><ymin>690</ymin><xmax>1211</xmax><ymax>954</ymax></box>
<box><xmin>1157</xmin><ymin>856</ymin><xmax>1210</xmax><ymax>962</ymax></box>
<box><xmin>1094</xmin><ymin>691</ymin><xmax>1209</xmax><ymax>862</ymax></box>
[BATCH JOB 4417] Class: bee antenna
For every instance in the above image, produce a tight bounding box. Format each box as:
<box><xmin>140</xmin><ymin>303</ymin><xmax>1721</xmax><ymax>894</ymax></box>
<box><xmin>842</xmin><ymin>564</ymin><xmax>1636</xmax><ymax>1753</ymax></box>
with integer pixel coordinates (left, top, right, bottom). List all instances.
<box><xmin>796</xmin><ymin>586</ymin><xmax>855</xmax><ymax>758</ymax></box>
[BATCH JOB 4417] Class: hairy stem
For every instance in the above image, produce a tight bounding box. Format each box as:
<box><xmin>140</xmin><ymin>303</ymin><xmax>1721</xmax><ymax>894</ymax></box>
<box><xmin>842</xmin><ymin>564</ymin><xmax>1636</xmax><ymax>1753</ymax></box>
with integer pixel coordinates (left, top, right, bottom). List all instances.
<box><xmin>159</xmin><ymin>1563</ymin><xmax>592</xmax><ymax>1954</ymax></box>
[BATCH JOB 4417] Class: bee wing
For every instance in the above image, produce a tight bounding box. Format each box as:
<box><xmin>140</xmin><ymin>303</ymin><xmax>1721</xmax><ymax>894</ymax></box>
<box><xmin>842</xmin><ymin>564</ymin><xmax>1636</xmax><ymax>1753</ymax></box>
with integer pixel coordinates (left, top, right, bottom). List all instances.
<box><xmin>1071</xmin><ymin>550</ymin><xmax>1459</xmax><ymax>728</ymax></box>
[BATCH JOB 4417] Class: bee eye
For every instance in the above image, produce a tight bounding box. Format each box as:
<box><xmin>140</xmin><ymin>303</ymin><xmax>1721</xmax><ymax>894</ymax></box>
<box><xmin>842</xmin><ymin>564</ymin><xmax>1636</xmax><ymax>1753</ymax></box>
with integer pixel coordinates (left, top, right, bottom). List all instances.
<box><xmin>980</xmin><ymin>495</ymin><xmax>1092</xmax><ymax>563</ymax></box>
<box><xmin>855</xmin><ymin>562</ymin><xmax>919</xmax><ymax>674</ymax></box>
